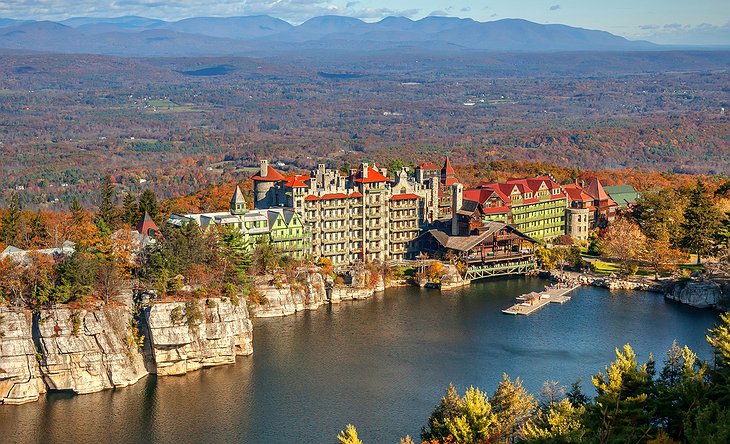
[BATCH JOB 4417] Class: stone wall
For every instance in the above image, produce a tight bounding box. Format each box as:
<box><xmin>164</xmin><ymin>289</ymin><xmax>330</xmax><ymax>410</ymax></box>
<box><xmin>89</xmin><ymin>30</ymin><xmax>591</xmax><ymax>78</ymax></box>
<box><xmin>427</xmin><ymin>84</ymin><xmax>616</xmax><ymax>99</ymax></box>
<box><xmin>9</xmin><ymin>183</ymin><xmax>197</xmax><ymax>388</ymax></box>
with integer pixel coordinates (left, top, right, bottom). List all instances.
<box><xmin>35</xmin><ymin>305</ymin><xmax>148</xmax><ymax>394</ymax></box>
<box><xmin>142</xmin><ymin>298</ymin><xmax>253</xmax><ymax>376</ymax></box>
<box><xmin>0</xmin><ymin>309</ymin><xmax>45</xmax><ymax>404</ymax></box>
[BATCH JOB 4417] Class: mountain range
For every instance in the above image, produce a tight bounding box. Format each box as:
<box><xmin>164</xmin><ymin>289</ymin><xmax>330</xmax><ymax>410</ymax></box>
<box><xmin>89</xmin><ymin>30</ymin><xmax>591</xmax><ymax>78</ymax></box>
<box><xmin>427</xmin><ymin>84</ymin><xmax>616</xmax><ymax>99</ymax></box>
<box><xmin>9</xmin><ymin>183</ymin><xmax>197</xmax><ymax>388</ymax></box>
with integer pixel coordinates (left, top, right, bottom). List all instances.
<box><xmin>0</xmin><ymin>15</ymin><xmax>661</xmax><ymax>56</ymax></box>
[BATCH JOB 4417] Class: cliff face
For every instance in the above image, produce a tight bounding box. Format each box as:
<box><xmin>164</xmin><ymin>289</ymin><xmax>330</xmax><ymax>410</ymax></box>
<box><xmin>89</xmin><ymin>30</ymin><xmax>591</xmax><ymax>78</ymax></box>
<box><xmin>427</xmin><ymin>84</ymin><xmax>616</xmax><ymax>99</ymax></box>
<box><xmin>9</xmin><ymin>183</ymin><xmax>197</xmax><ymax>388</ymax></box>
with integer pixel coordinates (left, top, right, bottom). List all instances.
<box><xmin>251</xmin><ymin>272</ymin><xmax>329</xmax><ymax>317</ymax></box>
<box><xmin>665</xmin><ymin>279</ymin><xmax>730</xmax><ymax>309</ymax></box>
<box><xmin>0</xmin><ymin>309</ymin><xmax>45</xmax><ymax>404</ymax></box>
<box><xmin>143</xmin><ymin>298</ymin><xmax>253</xmax><ymax>376</ymax></box>
<box><xmin>36</xmin><ymin>306</ymin><xmax>148</xmax><ymax>394</ymax></box>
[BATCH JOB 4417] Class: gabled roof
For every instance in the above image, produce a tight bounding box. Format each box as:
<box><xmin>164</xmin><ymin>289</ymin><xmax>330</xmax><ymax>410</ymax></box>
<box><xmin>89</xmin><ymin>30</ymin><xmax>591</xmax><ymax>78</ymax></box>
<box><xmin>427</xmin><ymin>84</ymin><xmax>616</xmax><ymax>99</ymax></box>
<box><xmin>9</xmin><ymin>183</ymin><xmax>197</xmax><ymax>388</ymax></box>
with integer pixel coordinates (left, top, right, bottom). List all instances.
<box><xmin>562</xmin><ymin>183</ymin><xmax>593</xmax><ymax>202</ymax></box>
<box><xmin>252</xmin><ymin>165</ymin><xmax>286</xmax><ymax>182</ymax></box>
<box><xmin>584</xmin><ymin>178</ymin><xmax>610</xmax><ymax>201</ymax></box>
<box><xmin>352</xmin><ymin>166</ymin><xmax>389</xmax><ymax>183</ymax></box>
<box><xmin>442</xmin><ymin>177</ymin><xmax>459</xmax><ymax>186</ymax></box>
<box><xmin>420</xmin><ymin>222</ymin><xmax>536</xmax><ymax>252</ymax></box>
<box><xmin>417</xmin><ymin>161</ymin><xmax>439</xmax><ymax>170</ymax></box>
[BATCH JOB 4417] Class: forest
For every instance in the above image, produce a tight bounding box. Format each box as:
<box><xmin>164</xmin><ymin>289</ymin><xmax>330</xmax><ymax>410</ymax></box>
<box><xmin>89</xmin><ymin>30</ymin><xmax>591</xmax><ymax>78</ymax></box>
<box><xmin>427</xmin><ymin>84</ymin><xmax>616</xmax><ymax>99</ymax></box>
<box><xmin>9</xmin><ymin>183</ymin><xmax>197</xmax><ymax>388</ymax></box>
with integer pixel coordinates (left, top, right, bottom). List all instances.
<box><xmin>0</xmin><ymin>50</ymin><xmax>727</xmax><ymax>211</ymax></box>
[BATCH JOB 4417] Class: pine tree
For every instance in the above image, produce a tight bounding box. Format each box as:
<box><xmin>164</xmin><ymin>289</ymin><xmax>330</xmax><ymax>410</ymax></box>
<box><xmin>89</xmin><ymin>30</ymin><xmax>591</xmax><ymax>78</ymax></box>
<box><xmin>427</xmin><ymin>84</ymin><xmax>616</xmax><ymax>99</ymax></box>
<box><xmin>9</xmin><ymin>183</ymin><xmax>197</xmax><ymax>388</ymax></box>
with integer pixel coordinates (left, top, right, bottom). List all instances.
<box><xmin>96</xmin><ymin>176</ymin><xmax>117</xmax><ymax>231</ymax></box>
<box><xmin>444</xmin><ymin>386</ymin><xmax>495</xmax><ymax>444</ymax></box>
<box><xmin>122</xmin><ymin>193</ymin><xmax>140</xmax><ymax>226</ymax></box>
<box><xmin>587</xmin><ymin>344</ymin><xmax>656</xmax><ymax>443</ymax></box>
<box><xmin>680</xmin><ymin>180</ymin><xmax>722</xmax><ymax>264</ymax></box>
<box><xmin>71</xmin><ymin>199</ymin><xmax>85</xmax><ymax>226</ymax></box>
<box><xmin>422</xmin><ymin>383</ymin><xmax>463</xmax><ymax>441</ymax></box>
<box><xmin>28</xmin><ymin>210</ymin><xmax>49</xmax><ymax>247</ymax></box>
<box><xmin>0</xmin><ymin>192</ymin><xmax>21</xmax><ymax>246</ymax></box>
<box><xmin>491</xmin><ymin>373</ymin><xmax>538</xmax><ymax>443</ymax></box>
<box><xmin>336</xmin><ymin>424</ymin><xmax>363</xmax><ymax>444</ymax></box>
<box><xmin>138</xmin><ymin>189</ymin><xmax>159</xmax><ymax>220</ymax></box>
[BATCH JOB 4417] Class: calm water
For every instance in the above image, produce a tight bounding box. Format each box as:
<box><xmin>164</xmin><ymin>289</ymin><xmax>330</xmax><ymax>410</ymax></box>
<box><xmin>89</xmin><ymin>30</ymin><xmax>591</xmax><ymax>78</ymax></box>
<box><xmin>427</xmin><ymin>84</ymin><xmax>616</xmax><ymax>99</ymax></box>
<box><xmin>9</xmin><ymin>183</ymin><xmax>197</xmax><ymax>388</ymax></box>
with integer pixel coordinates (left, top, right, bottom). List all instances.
<box><xmin>0</xmin><ymin>277</ymin><xmax>720</xmax><ymax>444</ymax></box>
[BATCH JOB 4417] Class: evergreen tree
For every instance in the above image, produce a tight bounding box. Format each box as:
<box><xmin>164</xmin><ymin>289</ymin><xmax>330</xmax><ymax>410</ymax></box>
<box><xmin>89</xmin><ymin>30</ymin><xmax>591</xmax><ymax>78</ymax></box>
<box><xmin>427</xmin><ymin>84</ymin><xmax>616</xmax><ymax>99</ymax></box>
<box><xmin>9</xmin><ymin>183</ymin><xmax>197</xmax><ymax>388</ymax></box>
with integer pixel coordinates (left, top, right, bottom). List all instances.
<box><xmin>138</xmin><ymin>189</ymin><xmax>159</xmax><ymax>221</ymax></box>
<box><xmin>655</xmin><ymin>341</ymin><xmax>709</xmax><ymax>441</ymax></box>
<box><xmin>1</xmin><ymin>192</ymin><xmax>21</xmax><ymax>246</ymax></box>
<box><xmin>523</xmin><ymin>398</ymin><xmax>585</xmax><ymax>443</ymax></box>
<box><xmin>70</xmin><ymin>199</ymin><xmax>85</xmax><ymax>226</ymax></box>
<box><xmin>28</xmin><ymin>210</ymin><xmax>49</xmax><ymax>247</ymax></box>
<box><xmin>566</xmin><ymin>379</ymin><xmax>589</xmax><ymax>408</ymax></box>
<box><xmin>444</xmin><ymin>386</ymin><xmax>496</xmax><ymax>444</ymax></box>
<box><xmin>680</xmin><ymin>180</ymin><xmax>722</xmax><ymax>264</ymax></box>
<box><xmin>96</xmin><ymin>176</ymin><xmax>117</xmax><ymax>232</ymax></box>
<box><xmin>422</xmin><ymin>383</ymin><xmax>463</xmax><ymax>441</ymax></box>
<box><xmin>587</xmin><ymin>344</ymin><xmax>656</xmax><ymax>443</ymax></box>
<box><xmin>122</xmin><ymin>193</ymin><xmax>140</xmax><ymax>226</ymax></box>
<box><xmin>336</xmin><ymin>424</ymin><xmax>363</xmax><ymax>444</ymax></box>
<box><xmin>491</xmin><ymin>373</ymin><xmax>538</xmax><ymax>443</ymax></box>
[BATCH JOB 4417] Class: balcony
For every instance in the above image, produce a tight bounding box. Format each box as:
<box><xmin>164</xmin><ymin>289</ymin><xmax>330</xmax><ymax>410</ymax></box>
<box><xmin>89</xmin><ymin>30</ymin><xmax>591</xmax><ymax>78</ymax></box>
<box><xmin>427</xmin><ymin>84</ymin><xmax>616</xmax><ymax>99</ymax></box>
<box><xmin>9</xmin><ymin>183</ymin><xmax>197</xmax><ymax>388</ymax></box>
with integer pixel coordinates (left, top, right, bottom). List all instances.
<box><xmin>322</xmin><ymin>226</ymin><xmax>347</xmax><ymax>233</ymax></box>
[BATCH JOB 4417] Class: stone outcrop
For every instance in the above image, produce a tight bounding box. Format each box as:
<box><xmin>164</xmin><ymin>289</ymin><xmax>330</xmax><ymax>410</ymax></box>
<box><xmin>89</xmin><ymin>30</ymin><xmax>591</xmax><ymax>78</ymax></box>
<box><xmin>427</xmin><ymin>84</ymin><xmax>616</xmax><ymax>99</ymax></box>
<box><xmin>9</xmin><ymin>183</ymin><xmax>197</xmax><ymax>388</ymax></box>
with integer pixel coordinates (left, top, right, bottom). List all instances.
<box><xmin>569</xmin><ymin>273</ymin><xmax>661</xmax><ymax>292</ymax></box>
<box><xmin>0</xmin><ymin>309</ymin><xmax>45</xmax><ymax>404</ymax></box>
<box><xmin>251</xmin><ymin>271</ymin><xmax>329</xmax><ymax>317</ymax></box>
<box><xmin>143</xmin><ymin>298</ymin><xmax>253</xmax><ymax>376</ymax></box>
<box><xmin>35</xmin><ymin>305</ymin><xmax>148</xmax><ymax>394</ymax></box>
<box><xmin>664</xmin><ymin>279</ymin><xmax>730</xmax><ymax>309</ymax></box>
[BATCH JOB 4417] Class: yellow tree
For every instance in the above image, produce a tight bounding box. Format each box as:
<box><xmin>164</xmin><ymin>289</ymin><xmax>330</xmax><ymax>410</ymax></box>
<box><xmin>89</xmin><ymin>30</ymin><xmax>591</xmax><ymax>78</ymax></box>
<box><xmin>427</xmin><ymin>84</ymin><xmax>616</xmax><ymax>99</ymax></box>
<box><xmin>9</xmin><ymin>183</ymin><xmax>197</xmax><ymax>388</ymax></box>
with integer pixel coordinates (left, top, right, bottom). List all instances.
<box><xmin>601</xmin><ymin>217</ymin><xmax>647</xmax><ymax>275</ymax></box>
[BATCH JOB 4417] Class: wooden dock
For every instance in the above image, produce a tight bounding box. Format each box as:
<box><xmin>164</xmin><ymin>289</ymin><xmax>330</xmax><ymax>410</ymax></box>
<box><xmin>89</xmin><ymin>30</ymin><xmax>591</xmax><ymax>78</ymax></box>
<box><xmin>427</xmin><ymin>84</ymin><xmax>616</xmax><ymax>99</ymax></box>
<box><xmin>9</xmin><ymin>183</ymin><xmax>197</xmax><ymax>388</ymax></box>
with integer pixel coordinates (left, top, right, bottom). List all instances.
<box><xmin>502</xmin><ymin>285</ymin><xmax>578</xmax><ymax>315</ymax></box>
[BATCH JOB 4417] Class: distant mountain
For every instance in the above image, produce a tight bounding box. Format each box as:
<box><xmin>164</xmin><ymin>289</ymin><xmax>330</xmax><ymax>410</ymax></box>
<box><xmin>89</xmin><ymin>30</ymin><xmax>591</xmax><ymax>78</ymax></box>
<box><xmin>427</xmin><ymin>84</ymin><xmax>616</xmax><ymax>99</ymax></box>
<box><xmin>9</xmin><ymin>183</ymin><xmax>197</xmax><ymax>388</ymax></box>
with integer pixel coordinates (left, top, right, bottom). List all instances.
<box><xmin>0</xmin><ymin>15</ymin><xmax>659</xmax><ymax>56</ymax></box>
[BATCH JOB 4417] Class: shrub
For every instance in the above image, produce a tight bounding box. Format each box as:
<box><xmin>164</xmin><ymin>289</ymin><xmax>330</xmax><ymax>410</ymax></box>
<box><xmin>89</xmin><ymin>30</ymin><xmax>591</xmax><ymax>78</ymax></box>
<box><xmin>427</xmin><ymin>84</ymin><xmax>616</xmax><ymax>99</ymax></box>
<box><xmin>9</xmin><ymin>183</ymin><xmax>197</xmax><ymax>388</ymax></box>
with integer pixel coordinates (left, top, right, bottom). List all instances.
<box><xmin>69</xmin><ymin>310</ymin><xmax>82</xmax><ymax>336</ymax></box>
<box><xmin>184</xmin><ymin>300</ymin><xmax>203</xmax><ymax>327</ymax></box>
<box><xmin>169</xmin><ymin>306</ymin><xmax>184</xmax><ymax>324</ymax></box>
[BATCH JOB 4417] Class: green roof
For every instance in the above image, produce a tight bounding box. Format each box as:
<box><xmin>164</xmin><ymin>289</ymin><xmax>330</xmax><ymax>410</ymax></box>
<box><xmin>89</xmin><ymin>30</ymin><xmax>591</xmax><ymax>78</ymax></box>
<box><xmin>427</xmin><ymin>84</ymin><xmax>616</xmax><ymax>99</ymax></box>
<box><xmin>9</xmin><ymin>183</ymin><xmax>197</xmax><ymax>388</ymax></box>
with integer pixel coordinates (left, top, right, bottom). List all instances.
<box><xmin>605</xmin><ymin>185</ymin><xmax>639</xmax><ymax>209</ymax></box>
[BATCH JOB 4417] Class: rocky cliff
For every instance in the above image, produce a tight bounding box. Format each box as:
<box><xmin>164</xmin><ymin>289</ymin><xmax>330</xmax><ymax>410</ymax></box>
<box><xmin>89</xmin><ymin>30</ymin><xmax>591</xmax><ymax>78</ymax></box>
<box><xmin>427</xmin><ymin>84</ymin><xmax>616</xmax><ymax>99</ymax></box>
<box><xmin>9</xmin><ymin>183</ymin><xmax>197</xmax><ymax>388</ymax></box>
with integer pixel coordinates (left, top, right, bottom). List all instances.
<box><xmin>0</xmin><ymin>309</ymin><xmax>45</xmax><ymax>404</ymax></box>
<box><xmin>251</xmin><ymin>271</ymin><xmax>329</xmax><ymax>317</ymax></box>
<box><xmin>664</xmin><ymin>278</ymin><xmax>730</xmax><ymax>309</ymax></box>
<box><xmin>35</xmin><ymin>305</ymin><xmax>148</xmax><ymax>394</ymax></box>
<box><xmin>143</xmin><ymin>297</ymin><xmax>253</xmax><ymax>376</ymax></box>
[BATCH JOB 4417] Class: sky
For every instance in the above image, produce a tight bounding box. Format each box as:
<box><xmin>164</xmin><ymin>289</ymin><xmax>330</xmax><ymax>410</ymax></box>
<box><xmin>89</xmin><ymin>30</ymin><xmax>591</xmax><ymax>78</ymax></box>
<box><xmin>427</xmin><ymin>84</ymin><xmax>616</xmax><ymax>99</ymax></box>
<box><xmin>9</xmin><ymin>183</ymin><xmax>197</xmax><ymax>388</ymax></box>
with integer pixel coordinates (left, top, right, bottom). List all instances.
<box><xmin>0</xmin><ymin>0</ymin><xmax>728</xmax><ymax>45</ymax></box>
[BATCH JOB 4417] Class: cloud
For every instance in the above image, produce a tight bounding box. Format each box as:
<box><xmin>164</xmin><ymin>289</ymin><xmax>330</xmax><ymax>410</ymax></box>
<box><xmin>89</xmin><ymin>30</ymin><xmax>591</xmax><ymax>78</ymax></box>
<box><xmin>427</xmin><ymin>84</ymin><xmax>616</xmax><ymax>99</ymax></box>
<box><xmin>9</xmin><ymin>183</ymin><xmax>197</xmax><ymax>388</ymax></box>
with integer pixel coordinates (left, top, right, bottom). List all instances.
<box><xmin>549</xmin><ymin>4</ymin><xmax>561</xmax><ymax>11</ymax></box>
<box><xmin>636</xmin><ymin>21</ymin><xmax>730</xmax><ymax>45</ymax></box>
<box><xmin>460</xmin><ymin>7</ymin><xmax>471</xmax><ymax>12</ymax></box>
<box><xmin>346</xmin><ymin>1</ymin><xmax>359</xmax><ymax>8</ymax></box>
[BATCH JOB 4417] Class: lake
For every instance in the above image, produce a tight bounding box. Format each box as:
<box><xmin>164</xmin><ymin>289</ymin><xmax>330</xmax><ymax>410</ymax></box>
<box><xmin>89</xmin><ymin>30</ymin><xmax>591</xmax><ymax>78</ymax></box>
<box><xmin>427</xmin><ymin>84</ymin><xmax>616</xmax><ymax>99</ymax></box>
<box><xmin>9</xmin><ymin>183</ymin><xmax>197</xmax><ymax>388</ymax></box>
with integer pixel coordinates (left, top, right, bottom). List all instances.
<box><xmin>0</xmin><ymin>277</ymin><xmax>720</xmax><ymax>443</ymax></box>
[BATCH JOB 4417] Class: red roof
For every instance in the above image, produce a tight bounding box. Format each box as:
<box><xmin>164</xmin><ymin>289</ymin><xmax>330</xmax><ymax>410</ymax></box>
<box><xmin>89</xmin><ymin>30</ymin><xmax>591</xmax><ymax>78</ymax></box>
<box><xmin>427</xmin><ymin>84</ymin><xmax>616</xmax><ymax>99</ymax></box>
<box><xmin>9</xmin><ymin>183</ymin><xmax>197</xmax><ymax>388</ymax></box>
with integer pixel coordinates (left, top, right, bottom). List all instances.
<box><xmin>562</xmin><ymin>184</ymin><xmax>593</xmax><ymax>202</ymax></box>
<box><xmin>350</xmin><ymin>192</ymin><xmax>363</xmax><ymax>198</ymax></box>
<box><xmin>390</xmin><ymin>193</ymin><xmax>420</xmax><ymax>201</ymax></box>
<box><xmin>417</xmin><ymin>161</ymin><xmax>439</xmax><ymax>170</ymax></box>
<box><xmin>483</xmin><ymin>206</ymin><xmax>510</xmax><ymax>214</ymax></box>
<box><xmin>442</xmin><ymin>177</ymin><xmax>459</xmax><ymax>186</ymax></box>
<box><xmin>320</xmin><ymin>193</ymin><xmax>350</xmax><ymax>200</ymax></box>
<box><xmin>442</xmin><ymin>157</ymin><xmax>455</xmax><ymax>176</ymax></box>
<box><xmin>283</xmin><ymin>174</ymin><xmax>310</xmax><ymax>188</ymax></box>
<box><xmin>136</xmin><ymin>212</ymin><xmax>160</xmax><ymax>236</ymax></box>
<box><xmin>352</xmin><ymin>167</ymin><xmax>389</xmax><ymax>183</ymax></box>
<box><xmin>252</xmin><ymin>165</ymin><xmax>286</xmax><ymax>182</ymax></box>
<box><xmin>304</xmin><ymin>195</ymin><xmax>320</xmax><ymax>201</ymax></box>
<box><xmin>584</xmin><ymin>178</ymin><xmax>610</xmax><ymax>201</ymax></box>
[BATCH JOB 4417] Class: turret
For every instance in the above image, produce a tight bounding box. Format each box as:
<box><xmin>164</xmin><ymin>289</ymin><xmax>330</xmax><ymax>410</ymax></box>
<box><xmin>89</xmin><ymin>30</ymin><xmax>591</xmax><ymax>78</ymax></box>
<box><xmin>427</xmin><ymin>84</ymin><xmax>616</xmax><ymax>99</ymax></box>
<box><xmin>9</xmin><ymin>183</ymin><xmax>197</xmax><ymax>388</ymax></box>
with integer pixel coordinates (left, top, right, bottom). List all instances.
<box><xmin>230</xmin><ymin>185</ymin><xmax>247</xmax><ymax>215</ymax></box>
<box><xmin>451</xmin><ymin>183</ymin><xmax>463</xmax><ymax>236</ymax></box>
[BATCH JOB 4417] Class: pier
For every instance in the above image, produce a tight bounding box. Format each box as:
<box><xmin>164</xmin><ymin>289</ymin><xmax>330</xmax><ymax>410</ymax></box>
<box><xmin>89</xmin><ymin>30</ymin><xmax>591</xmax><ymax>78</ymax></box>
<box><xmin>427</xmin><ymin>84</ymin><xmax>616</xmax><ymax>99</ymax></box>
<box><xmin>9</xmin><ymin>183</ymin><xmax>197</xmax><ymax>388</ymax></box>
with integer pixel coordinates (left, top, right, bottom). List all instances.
<box><xmin>502</xmin><ymin>285</ymin><xmax>579</xmax><ymax>315</ymax></box>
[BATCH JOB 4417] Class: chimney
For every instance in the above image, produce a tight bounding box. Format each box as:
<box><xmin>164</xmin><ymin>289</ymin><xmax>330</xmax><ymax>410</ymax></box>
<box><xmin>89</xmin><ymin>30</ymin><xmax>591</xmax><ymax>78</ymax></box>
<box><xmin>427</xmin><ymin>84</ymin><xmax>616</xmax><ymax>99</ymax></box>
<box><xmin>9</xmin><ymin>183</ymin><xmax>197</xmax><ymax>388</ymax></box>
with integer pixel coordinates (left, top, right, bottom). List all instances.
<box><xmin>362</xmin><ymin>162</ymin><xmax>369</xmax><ymax>179</ymax></box>
<box><xmin>452</xmin><ymin>183</ymin><xmax>464</xmax><ymax>236</ymax></box>
<box><xmin>260</xmin><ymin>160</ymin><xmax>268</xmax><ymax>177</ymax></box>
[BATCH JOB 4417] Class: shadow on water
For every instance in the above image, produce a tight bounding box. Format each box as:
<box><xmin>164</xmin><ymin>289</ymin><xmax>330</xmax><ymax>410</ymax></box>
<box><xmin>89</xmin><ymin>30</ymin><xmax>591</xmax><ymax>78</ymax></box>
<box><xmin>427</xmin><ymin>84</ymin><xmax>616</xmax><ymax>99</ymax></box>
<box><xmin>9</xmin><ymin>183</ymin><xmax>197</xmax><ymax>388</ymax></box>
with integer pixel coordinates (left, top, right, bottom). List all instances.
<box><xmin>0</xmin><ymin>277</ymin><xmax>720</xmax><ymax>444</ymax></box>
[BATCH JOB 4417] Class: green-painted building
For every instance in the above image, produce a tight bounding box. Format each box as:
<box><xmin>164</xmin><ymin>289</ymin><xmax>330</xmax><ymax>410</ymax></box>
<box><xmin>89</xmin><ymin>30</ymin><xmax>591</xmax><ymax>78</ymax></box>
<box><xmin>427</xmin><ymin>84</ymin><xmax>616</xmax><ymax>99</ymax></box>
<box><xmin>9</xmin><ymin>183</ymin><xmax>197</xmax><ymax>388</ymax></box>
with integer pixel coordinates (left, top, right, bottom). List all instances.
<box><xmin>463</xmin><ymin>175</ymin><xmax>567</xmax><ymax>240</ymax></box>
<box><xmin>167</xmin><ymin>186</ymin><xmax>311</xmax><ymax>259</ymax></box>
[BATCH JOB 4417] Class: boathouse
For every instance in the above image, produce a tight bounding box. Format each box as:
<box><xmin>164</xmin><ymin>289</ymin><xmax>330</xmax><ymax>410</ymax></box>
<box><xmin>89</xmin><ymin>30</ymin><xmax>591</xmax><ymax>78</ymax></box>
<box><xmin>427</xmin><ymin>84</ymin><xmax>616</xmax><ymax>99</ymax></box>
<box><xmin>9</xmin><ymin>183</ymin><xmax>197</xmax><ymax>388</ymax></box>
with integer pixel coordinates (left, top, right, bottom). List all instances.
<box><xmin>412</xmin><ymin>221</ymin><xmax>537</xmax><ymax>280</ymax></box>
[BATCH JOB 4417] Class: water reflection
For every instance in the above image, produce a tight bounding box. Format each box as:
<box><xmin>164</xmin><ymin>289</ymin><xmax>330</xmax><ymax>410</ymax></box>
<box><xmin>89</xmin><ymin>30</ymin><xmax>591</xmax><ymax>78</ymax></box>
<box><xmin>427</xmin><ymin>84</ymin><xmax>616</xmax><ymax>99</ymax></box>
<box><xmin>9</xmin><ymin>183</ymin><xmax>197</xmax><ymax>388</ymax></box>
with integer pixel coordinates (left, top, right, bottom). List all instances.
<box><xmin>0</xmin><ymin>277</ymin><xmax>719</xmax><ymax>443</ymax></box>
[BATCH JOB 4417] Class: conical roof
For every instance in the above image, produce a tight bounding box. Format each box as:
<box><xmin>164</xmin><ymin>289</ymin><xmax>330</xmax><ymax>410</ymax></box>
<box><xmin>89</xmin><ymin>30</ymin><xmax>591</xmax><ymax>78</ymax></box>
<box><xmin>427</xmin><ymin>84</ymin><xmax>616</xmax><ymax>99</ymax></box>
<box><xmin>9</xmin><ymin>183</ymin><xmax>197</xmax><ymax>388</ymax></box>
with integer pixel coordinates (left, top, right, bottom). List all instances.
<box><xmin>231</xmin><ymin>185</ymin><xmax>246</xmax><ymax>205</ymax></box>
<box><xmin>584</xmin><ymin>178</ymin><xmax>610</xmax><ymax>201</ymax></box>
<box><xmin>136</xmin><ymin>211</ymin><xmax>160</xmax><ymax>236</ymax></box>
<box><xmin>442</xmin><ymin>157</ymin><xmax>455</xmax><ymax>176</ymax></box>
